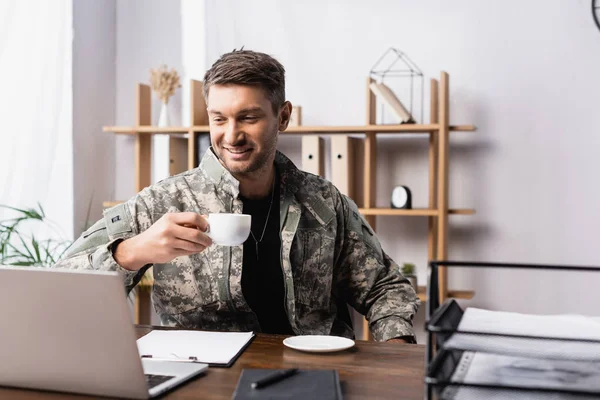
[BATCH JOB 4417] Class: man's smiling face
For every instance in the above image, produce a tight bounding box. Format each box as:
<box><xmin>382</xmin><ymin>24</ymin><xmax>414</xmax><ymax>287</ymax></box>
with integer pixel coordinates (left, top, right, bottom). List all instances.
<box><xmin>207</xmin><ymin>84</ymin><xmax>279</xmax><ymax>177</ymax></box>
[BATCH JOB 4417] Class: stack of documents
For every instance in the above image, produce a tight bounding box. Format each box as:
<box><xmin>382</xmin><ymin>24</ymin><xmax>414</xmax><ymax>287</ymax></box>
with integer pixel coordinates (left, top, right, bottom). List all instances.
<box><xmin>446</xmin><ymin>308</ymin><xmax>600</xmax><ymax>360</ymax></box>
<box><xmin>443</xmin><ymin>308</ymin><xmax>600</xmax><ymax>400</ymax></box>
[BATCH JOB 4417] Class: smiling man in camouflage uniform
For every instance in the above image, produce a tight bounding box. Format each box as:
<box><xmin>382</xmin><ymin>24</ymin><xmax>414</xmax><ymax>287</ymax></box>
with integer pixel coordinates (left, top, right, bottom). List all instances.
<box><xmin>55</xmin><ymin>50</ymin><xmax>419</xmax><ymax>343</ymax></box>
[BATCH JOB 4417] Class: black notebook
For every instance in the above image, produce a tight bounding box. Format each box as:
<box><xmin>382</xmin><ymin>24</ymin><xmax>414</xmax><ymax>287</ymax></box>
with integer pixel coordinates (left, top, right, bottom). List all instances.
<box><xmin>232</xmin><ymin>369</ymin><xmax>343</xmax><ymax>400</ymax></box>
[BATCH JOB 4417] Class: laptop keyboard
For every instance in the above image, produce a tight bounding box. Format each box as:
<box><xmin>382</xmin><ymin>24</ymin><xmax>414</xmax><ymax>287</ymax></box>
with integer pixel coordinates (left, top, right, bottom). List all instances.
<box><xmin>145</xmin><ymin>373</ymin><xmax>175</xmax><ymax>389</ymax></box>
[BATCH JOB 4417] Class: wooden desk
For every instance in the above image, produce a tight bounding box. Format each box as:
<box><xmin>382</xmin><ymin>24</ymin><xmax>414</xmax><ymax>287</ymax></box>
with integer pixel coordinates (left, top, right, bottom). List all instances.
<box><xmin>0</xmin><ymin>327</ymin><xmax>425</xmax><ymax>399</ymax></box>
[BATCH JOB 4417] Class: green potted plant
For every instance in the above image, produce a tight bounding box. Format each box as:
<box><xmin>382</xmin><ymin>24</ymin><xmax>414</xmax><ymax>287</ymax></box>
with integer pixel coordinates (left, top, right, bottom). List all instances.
<box><xmin>0</xmin><ymin>203</ymin><xmax>154</xmax><ymax>292</ymax></box>
<box><xmin>0</xmin><ymin>202</ymin><xmax>156</xmax><ymax>310</ymax></box>
<box><xmin>401</xmin><ymin>262</ymin><xmax>417</xmax><ymax>289</ymax></box>
<box><xmin>0</xmin><ymin>204</ymin><xmax>71</xmax><ymax>267</ymax></box>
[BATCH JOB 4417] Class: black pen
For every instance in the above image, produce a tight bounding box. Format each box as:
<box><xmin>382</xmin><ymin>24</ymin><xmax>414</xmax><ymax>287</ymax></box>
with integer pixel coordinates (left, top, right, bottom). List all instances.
<box><xmin>251</xmin><ymin>368</ymin><xmax>299</xmax><ymax>389</ymax></box>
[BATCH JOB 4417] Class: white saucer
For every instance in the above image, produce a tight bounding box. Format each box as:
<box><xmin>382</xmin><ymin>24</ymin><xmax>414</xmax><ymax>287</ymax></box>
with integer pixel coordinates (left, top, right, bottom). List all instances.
<box><xmin>283</xmin><ymin>335</ymin><xmax>355</xmax><ymax>353</ymax></box>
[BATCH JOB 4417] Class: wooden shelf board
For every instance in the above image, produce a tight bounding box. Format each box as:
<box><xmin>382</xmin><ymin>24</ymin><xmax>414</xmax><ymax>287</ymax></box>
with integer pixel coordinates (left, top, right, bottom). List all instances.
<box><xmin>103</xmin><ymin>202</ymin><xmax>475</xmax><ymax>217</ymax></box>
<box><xmin>360</xmin><ymin>208</ymin><xmax>437</xmax><ymax>216</ymax></box>
<box><xmin>416</xmin><ymin>286</ymin><xmax>475</xmax><ymax>302</ymax></box>
<box><xmin>104</xmin><ymin>200</ymin><xmax>474</xmax><ymax>217</ymax></box>
<box><xmin>140</xmin><ymin>281</ymin><xmax>474</xmax><ymax>302</ymax></box>
<box><xmin>137</xmin><ymin>279</ymin><xmax>476</xmax><ymax>302</ymax></box>
<box><xmin>103</xmin><ymin>126</ymin><xmax>195</xmax><ymax>134</ymax></box>
<box><xmin>280</xmin><ymin>124</ymin><xmax>476</xmax><ymax>134</ymax></box>
<box><xmin>282</xmin><ymin>124</ymin><xmax>438</xmax><ymax>134</ymax></box>
<box><xmin>449</xmin><ymin>125</ymin><xmax>476</xmax><ymax>132</ymax></box>
<box><xmin>103</xmin><ymin>124</ymin><xmax>476</xmax><ymax>135</ymax></box>
<box><xmin>127</xmin><ymin>264</ymin><xmax>477</xmax><ymax>302</ymax></box>
<box><xmin>359</xmin><ymin>208</ymin><xmax>475</xmax><ymax>216</ymax></box>
<box><xmin>449</xmin><ymin>209</ymin><xmax>476</xmax><ymax>215</ymax></box>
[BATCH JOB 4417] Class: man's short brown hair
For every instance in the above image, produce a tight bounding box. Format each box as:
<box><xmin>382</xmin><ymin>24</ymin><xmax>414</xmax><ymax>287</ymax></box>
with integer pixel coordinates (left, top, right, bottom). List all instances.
<box><xmin>203</xmin><ymin>50</ymin><xmax>286</xmax><ymax>115</ymax></box>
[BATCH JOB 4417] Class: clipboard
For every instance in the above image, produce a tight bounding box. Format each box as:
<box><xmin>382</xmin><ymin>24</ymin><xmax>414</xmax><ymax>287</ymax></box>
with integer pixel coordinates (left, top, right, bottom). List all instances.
<box><xmin>137</xmin><ymin>330</ymin><xmax>256</xmax><ymax>368</ymax></box>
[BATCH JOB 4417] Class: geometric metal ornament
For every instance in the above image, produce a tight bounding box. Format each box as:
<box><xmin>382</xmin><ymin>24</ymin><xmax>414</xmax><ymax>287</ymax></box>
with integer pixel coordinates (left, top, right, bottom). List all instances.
<box><xmin>593</xmin><ymin>0</ymin><xmax>600</xmax><ymax>33</ymax></box>
<box><xmin>369</xmin><ymin>48</ymin><xmax>424</xmax><ymax>123</ymax></box>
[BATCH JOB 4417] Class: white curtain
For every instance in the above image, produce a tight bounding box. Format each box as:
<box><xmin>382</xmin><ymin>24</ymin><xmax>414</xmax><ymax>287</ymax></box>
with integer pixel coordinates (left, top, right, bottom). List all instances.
<box><xmin>0</xmin><ymin>0</ymin><xmax>73</xmax><ymax>240</ymax></box>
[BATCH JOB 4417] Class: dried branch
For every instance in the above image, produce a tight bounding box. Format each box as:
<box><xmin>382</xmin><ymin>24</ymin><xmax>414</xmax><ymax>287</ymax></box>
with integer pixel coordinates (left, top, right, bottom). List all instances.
<box><xmin>150</xmin><ymin>64</ymin><xmax>182</xmax><ymax>104</ymax></box>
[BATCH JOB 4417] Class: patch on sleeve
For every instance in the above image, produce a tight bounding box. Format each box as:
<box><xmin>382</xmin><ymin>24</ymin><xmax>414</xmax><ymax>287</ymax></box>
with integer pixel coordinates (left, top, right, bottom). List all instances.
<box><xmin>346</xmin><ymin>197</ymin><xmax>383</xmax><ymax>259</ymax></box>
<box><xmin>309</xmin><ymin>196</ymin><xmax>335</xmax><ymax>226</ymax></box>
<box><xmin>346</xmin><ymin>198</ymin><xmax>363</xmax><ymax>233</ymax></box>
<box><xmin>63</xmin><ymin>219</ymin><xmax>109</xmax><ymax>258</ymax></box>
<box><xmin>103</xmin><ymin>203</ymin><xmax>134</xmax><ymax>237</ymax></box>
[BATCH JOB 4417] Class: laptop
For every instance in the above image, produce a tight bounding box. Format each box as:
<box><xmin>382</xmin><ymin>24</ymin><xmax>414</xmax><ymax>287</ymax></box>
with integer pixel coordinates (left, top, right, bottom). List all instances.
<box><xmin>0</xmin><ymin>266</ymin><xmax>208</xmax><ymax>399</ymax></box>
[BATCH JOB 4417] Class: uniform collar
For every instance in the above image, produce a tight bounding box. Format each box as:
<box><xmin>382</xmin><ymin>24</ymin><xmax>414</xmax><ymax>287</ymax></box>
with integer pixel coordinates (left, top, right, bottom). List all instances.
<box><xmin>199</xmin><ymin>148</ymin><xmax>241</xmax><ymax>197</ymax></box>
<box><xmin>199</xmin><ymin>148</ymin><xmax>334</xmax><ymax>226</ymax></box>
<box><xmin>199</xmin><ymin>148</ymin><xmax>300</xmax><ymax>198</ymax></box>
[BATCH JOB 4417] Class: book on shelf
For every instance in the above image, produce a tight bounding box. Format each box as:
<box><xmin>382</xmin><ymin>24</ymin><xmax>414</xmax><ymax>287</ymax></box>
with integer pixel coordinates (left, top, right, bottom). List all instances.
<box><xmin>301</xmin><ymin>136</ymin><xmax>325</xmax><ymax>176</ymax></box>
<box><xmin>330</xmin><ymin>136</ymin><xmax>364</xmax><ymax>207</ymax></box>
<box><xmin>369</xmin><ymin>81</ymin><xmax>414</xmax><ymax>123</ymax></box>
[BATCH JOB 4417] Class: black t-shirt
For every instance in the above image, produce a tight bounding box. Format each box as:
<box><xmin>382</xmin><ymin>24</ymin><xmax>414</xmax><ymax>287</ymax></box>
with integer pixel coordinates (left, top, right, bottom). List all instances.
<box><xmin>240</xmin><ymin>174</ymin><xmax>294</xmax><ymax>335</ymax></box>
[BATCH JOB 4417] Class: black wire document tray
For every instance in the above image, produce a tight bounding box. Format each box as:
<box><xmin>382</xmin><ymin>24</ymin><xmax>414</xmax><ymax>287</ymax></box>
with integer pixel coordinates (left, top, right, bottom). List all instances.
<box><xmin>424</xmin><ymin>261</ymin><xmax>600</xmax><ymax>400</ymax></box>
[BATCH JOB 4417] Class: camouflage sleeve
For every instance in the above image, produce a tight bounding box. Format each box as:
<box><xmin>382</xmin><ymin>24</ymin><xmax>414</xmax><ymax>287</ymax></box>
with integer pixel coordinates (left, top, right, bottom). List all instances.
<box><xmin>52</xmin><ymin>193</ymin><xmax>155</xmax><ymax>293</ymax></box>
<box><xmin>333</xmin><ymin>192</ymin><xmax>420</xmax><ymax>342</ymax></box>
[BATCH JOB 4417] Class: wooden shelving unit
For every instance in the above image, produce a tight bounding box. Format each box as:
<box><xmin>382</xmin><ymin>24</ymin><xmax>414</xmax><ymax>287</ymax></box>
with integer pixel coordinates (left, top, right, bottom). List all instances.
<box><xmin>103</xmin><ymin>72</ymin><xmax>476</xmax><ymax>338</ymax></box>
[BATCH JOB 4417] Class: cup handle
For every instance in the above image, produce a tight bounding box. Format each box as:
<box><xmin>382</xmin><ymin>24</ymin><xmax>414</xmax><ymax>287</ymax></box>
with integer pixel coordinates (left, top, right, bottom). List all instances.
<box><xmin>204</xmin><ymin>215</ymin><xmax>212</xmax><ymax>237</ymax></box>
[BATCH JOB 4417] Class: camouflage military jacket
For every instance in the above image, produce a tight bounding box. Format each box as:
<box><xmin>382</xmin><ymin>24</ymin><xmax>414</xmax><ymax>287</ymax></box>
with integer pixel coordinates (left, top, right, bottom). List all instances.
<box><xmin>56</xmin><ymin>150</ymin><xmax>419</xmax><ymax>342</ymax></box>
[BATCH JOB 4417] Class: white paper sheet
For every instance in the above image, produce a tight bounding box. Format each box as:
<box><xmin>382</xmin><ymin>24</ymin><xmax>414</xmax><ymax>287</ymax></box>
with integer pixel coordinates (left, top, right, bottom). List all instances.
<box><xmin>443</xmin><ymin>384</ymin><xmax>600</xmax><ymax>400</ymax></box>
<box><xmin>445</xmin><ymin>308</ymin><xmax>600</xmax><ymax>360</ymax></box>
<box><xmin>137</xmin><ymin>330</ymin><xmax>254</xmax><ymax>365</ymax></box>
<box><xmin>442</xmin><ymin>351</ymin><xmax>600</xmax><ymax>400</ymax></box>
<box><xmin>456</xmin><ymin>308</ymin><xmax>600</xmax><ymax>340</ymax></box>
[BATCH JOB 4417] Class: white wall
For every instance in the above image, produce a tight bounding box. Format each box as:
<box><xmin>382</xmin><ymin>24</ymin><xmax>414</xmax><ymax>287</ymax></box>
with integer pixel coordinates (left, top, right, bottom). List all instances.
<box><xmin>72</xmin><ymin>0</ymin><xmax>116</xmax><ymax>235</ymax></box>
<box><xmin>181</xmin><ymin>0</ymin><xmax>208</xmax><ymax>126</ymax></box>
<box><xmin>204</xmin><ymin>0</ymin><xmax>600</xmax><ymax>322</ymax></box>
<box><xmin>115</xmin><ymin>0</ymin><xmax>186</xmax><ymax>200</ymax></box>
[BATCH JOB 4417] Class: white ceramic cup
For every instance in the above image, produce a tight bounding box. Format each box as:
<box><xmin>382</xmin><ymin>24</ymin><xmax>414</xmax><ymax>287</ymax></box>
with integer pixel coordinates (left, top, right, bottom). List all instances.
<box><xmin>206</xmin><ymin>213</ymin><xmax>251</xmax><ymax>246</ymax></box>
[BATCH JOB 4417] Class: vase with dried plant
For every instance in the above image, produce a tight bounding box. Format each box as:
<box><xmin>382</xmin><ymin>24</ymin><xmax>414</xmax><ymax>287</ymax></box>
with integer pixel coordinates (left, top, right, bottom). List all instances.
<box><xmin>150</xmin><ymin>64</ymin><xmax>182</xmax><ymax>127</ymax></box>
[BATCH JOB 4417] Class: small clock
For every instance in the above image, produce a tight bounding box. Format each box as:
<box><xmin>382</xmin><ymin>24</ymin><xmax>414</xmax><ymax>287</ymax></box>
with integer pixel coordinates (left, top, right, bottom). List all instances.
<box><xmin>391</xmin><ymin>186</ymin><xmax>412</xmax><ymax>209</ymax></box>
